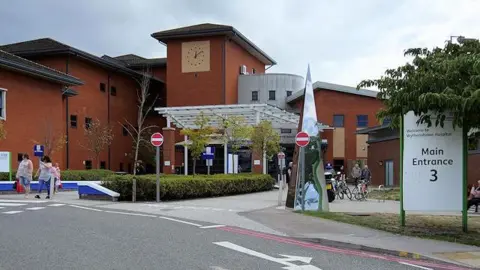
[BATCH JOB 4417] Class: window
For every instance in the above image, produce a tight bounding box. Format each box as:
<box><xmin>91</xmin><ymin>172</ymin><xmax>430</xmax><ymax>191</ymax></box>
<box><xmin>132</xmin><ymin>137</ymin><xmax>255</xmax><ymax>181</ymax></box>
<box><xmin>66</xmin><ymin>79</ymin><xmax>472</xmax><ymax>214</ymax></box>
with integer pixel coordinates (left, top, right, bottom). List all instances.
<box><xmin>0</xmin><ymin>89</ymin><xmax>6</xmax><ymax>119</ymax></box>
<box><xmin>128</xmin><ymin>163</ymin><xmax>132</xmax><ymax>173</ymax></box>
<box><xmin>85</xmin><ymin>117</ymin><xmax>92</xmax><ymax>129</ymax></box>
<box><xmin>268</xmin><ymin>90</ymin><xmax>276</xmax><ymax>100</ymax></box>
<box><xmin>281</xmin><ymin>129</ymin><xmax>292</xmax><ymax>134</ymax></box>
<box><xmin>251</xmin><ymin>91</ymin><xmax>259</xmax><ymax>101</ymax></box>
<box><xmin>382</xmin><ymin>117</ymin><xmax>392</xmax><ymax>126</ymax></box>
<box><xmin>252</xmin><ymin>68</ymin><xmax>256</xmax><ymax>74</ymax></box>
<box><xmin>286</xmin><ymin>91</ymin><xmax>292</xmax><ymax>97</ymax></box>
<box><xmin>333</xmin><ymin>114</ymin><xmax>344</xmax><ymax>127</ymax></box>
<box><xmin>110</xmin><ymin>86</ymin><xmax>117</xmax><ymax>96</ymax></box>
<box><xmin>70</xmin><ymin>115</ymin><xmax>78</xmax><ymax>128</ymax></box>
<box><xmin>356</xmin><ymin>115</ymin><xmax>368</xmax><ymax>127</ymax></box>
<box><xmin>119</xmin><ymin>163</ymin><xmax>124</xmax><ymax>172</ymax></box>
<box><xmin>17</xmin><ymin>153</ymin><xmax>23</xmax><ymax>162</ymax></box>
<box><xmin>122</xmin><ymin>126</ymin><xmax>128</xmax><ymax>136</ymax></box>
<box><xmin>85</xmin><ymin>160</ymin><xmax>92</xmax><ymax>170</ymax></box>
<box><xmin>99</xmin><ymin>83</ymin><xmax>106</xmax><ymax>92</ymax></box>
<box><xmin>100</xmin><ymin>161</ymin><xmax>106</xmax><ymax>169</ymax></box>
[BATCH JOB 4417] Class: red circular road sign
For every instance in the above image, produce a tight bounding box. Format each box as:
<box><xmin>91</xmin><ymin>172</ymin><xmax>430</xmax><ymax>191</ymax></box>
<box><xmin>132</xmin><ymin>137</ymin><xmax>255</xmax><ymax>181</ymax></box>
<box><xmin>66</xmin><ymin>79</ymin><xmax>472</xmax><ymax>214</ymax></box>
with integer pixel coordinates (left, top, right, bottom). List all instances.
<box><xmin>295</xmin><ymin>131</ymin><xmax>310</xmax><ymax>147</ymax></box>
<box><xmin>150</xmin><ymin>132</ymin><xmax>164</xmax><ymax>147</ymax></box>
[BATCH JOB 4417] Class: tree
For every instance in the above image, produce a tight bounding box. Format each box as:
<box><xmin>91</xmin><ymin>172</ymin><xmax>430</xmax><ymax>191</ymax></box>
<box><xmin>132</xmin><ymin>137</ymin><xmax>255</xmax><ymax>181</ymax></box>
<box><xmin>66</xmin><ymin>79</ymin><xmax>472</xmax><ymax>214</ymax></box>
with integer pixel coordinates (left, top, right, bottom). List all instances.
<box><xmin>180</xmin><ymin>113</ymin><xmax>215</xmax><ymax>175</ymax></box>
<box><xmin>121</xmin><ymin>69</ymin><xmax>158</xmax><ymax>176</ymax></box>
<box><xmin>31</xmin><ymin>118</ymin><xmax>65</xmax><ymax>157</ymax></box>
<box><xmin>250</xmin><ymin>120</ymin><xmax>280</xmax><ymax>166</ymax></box>
<box><xmin>0</xmin><ymin>120</ymin><xmax>6</xmax><ymax>141</ymax></box>
<box><xmin>80</xmin><ymin>118</ymin><xmax>114</xmax><ymax>169</ymax></box>
<box><xmin>220</xmin><ymin>116</ymin><xmax>252</xmax><ymax>153</ymax></box>
<box><xmin>358</xmin><ymin>39</ymin><xmax>480</xmax><ymax>131</ymax></box>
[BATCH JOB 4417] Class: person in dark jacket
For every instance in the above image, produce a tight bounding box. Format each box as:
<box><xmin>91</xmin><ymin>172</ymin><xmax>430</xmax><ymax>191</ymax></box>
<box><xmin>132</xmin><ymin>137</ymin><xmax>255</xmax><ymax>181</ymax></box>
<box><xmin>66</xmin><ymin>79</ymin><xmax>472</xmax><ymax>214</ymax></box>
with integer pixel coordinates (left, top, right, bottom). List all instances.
<box><xmin>135</xmin><ymin>160</ymin><xmax>146</xmax><ymax>175</ymax></box>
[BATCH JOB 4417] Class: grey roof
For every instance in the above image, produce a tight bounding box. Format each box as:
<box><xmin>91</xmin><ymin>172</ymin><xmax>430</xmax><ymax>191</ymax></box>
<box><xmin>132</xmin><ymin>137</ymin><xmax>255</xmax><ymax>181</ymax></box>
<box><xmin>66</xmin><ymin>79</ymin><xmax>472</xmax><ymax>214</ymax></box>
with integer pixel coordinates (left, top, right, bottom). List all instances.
<box><xmin>0</xmin><ymin>38</ymin><xmax>165</xmax><ymax>84</ymax></box>
<box><xmin>110</xmin><ymin>54</ymin><xmax>166</xmax><ymax>68</ymax></box>
<box><xmin>0</xmin><ymin>49</ymin><xmax>83</xmax><ymax>86</ymax></box>
<box><xmin>286</xmin><ymin>81</ymin><xmax>379</xmax><ymax>104</ymax></box>
<box><xmin>151</xmin><ymin>23</ymin><xmax>276</xmax><ymax>66</ymax></box>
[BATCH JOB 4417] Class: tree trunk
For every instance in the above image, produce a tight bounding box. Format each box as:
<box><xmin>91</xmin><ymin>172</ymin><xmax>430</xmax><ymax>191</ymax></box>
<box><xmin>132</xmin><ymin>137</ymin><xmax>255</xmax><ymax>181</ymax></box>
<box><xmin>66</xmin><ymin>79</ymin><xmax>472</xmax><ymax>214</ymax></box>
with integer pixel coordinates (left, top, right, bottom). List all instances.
<box><xmin>286</xmin><ymin>145</ymin><xmax>299</xmax><ymax>208</ymax></box>
<box><xmin>193</xmin><ymin>158</ymin><xmax>196</xmax><ymax>176</ymax></box>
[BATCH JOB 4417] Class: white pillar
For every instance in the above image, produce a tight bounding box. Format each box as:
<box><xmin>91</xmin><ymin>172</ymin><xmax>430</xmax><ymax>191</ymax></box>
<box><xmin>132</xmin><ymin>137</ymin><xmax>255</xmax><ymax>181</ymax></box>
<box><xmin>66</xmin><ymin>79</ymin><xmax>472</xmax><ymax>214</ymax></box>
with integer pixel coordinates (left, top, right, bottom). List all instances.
<box><xmin>166</xmin><ymin>118</ymin><xmax>171</xmax><ymax>128</ymax></box>
<box><xmin>184</xmin><ymin>135</ymin><xmax>188</xmax><ymax>175</ymax></box>
<box><xmin>224</xmin><ymin>141</ymin><xmax>228</xmax><ymax>174</ymax></box>
<box><xmin>263</xmin><ymin>150</ymin><xmax>267</xmax><ymax>174</ymax></box>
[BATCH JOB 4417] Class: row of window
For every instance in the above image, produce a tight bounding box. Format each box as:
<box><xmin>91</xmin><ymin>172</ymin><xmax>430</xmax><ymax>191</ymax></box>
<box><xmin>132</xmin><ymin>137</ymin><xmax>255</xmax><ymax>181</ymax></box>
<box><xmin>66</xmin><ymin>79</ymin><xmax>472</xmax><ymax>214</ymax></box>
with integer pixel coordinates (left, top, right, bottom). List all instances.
<box><xmin>99</xmin><ymin>83</ymin><xmax>117</xmax><ymax>96</ymax></box>
<box><xmin>70</xmin><ymin>115</ymin><xmax>128</xmax><ymax>136</ymax></box>
<box><xmin>251</xmin><ymin>90</ymin><xmax>293</xmax><ymax>101</ymax></box>
<box><xmin>332</xmin><ymin>115</ymin><xmax>391</xmax><ymax>128</ymax></box>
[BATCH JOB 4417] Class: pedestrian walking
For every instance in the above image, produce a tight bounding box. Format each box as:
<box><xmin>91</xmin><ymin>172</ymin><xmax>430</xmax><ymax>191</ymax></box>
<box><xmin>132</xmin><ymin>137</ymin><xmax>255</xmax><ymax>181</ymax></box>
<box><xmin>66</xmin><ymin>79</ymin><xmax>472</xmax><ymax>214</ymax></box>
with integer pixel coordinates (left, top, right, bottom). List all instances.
<box><xmin>34</xmin><ymin>156</ymin><xmax>54</xmax><ymax>199</ymax></box>
<box><xmin>53</xmin><ymin>163</ymin><xmax>61</xmax><ymax>194</ymax></box>
<box><xmin>351</xmin><ymin>163</ymin><xmax>361</xmax><ymax>185</ymax></box>
<box><xmin>16</xmin><ymin>154</ymin><xmax>33</xmax><ymax>198</ymax></box>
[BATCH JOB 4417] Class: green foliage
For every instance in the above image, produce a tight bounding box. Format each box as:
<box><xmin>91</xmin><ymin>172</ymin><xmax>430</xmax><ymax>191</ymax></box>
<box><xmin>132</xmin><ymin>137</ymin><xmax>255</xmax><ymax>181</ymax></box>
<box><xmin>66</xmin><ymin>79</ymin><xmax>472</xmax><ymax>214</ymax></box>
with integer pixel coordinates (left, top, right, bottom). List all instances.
<box><xmin>358</xmin><ymin>39</ymin><xmax>480</xmax><ymax>130</ymax></box>
<box><xmin>180</xmin><ymin>113</ymin><xmax>215</xmax><ymax>174</ymax></box>
<box><xmin>220</xmin><ymin>116</ymin><xmax>252</xmax><ymax>153</ymax></box>
<box><xmin>101</xmin><ymin>173</ymin><xmax>275</xmax><ymax>201</ymax></box>
<box><xmin>250</xmin><ymin>120</ymin><xmax>280</xmax><ymax>159</ymax></box>
<box><xmin>2</xmin><ymin>169</ymin><xmax>115</xmax><ymax>181</ymax></box>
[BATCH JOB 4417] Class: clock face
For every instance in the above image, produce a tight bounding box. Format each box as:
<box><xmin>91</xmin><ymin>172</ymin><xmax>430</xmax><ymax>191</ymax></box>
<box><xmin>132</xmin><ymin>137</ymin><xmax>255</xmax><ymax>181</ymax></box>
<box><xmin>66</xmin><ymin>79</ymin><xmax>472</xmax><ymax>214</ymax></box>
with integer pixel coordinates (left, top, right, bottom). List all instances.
<box><xmin>186</xmin><ymin>46</ymin><xmax>206</xmax><ymax>67</ymax></box>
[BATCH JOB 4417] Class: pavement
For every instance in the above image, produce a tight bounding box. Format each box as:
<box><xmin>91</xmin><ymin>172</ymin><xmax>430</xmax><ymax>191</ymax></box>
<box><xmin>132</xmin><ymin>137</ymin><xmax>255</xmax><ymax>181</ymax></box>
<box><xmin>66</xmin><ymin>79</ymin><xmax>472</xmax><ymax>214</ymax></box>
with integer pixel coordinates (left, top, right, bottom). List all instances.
<box><xmin>0</xmin><ymin>190</ymin><xmax>478</xmax><ymax>269</ymax></box>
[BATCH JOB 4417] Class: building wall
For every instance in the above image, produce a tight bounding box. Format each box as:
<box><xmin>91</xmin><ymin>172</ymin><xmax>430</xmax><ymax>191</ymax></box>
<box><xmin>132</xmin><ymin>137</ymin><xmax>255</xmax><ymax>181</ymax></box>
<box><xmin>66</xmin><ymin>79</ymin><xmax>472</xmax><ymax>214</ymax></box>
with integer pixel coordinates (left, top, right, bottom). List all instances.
<box><xmin>151</xmin><ymin>67</ymin><xmax>166</xmax><ymax>82</ymax></box>
<box><xmin>292</xmin><ymin>89</ymin><xmax>383</xmax><ymax>168</ymax></box>
<box><xmin>225</xmin><ymin>39</ymin><xmax>266</xmax><ymax>104</ymax></box>
<box><xmin>0</xmin><ymin>69</ymin><xmax>64</xmax><ymax>169</ymax></box>
<box><xmin>165</xmin><ymin>37</ymin><xmax>224</xmax><ymax>106</ymax></box>
<box><xmin>368</xmin><ymin>138</ymin><xmax>480</xmax><ymax>186</ymax></box>
<box><xmin>238</xmin><ymin>73</ymin><xmax>304</xmax><ymax>110</ymax></box>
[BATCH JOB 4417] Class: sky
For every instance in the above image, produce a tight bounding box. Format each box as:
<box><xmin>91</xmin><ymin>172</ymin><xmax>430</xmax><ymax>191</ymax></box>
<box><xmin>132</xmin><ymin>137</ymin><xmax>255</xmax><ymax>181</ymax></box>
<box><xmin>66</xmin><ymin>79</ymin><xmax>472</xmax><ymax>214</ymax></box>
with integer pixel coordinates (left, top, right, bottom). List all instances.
<box><xmin>1</xmin><ymin>0</ymin><xmax>480</xmax><ymax>88</ymax></box>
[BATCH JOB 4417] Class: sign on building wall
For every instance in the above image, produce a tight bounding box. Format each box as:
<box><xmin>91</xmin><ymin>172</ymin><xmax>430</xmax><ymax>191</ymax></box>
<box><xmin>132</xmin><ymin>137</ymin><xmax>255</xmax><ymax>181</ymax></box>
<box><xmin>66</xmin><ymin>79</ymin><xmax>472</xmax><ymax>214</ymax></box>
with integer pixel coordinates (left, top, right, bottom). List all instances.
<box><xmin>0</xmin><ymin>152</ymin><xmax>10</xmax><ymax>173</ymax></box>
<box><xmin>402</xmin><ymin>111</ymin><xmax>463</xmax><ymax>212</ymax></box>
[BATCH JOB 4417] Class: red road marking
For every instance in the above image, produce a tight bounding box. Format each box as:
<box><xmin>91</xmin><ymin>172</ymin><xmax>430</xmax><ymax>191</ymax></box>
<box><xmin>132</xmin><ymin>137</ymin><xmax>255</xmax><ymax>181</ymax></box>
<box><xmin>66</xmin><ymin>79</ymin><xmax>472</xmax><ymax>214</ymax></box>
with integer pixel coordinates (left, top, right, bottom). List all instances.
<box><xmin>217</xmin><ymin>226</ymin><xmax>471</xmax><ymax>270</ymax></box>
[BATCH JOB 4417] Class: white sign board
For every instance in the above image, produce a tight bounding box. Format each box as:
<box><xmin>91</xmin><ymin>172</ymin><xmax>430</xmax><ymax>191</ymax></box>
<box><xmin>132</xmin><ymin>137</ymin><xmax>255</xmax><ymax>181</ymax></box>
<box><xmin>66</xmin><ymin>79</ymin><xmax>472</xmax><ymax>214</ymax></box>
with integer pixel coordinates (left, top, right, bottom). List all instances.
<box><xmin>403</xmin><ymin>111</ymin><xmax>463</xmax><ymax>212</ymax></box>
<box><xmin>0</xmin><ymin>152</ymin><xmax>9</xmax><ymax>173</ymax></box>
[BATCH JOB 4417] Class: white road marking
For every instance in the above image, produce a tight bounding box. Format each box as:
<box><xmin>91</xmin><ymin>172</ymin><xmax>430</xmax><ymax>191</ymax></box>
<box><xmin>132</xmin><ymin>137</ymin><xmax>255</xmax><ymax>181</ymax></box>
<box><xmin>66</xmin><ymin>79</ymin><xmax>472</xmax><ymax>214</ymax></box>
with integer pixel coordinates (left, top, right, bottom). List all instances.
<box><xmin>2</xmin><ymin>211</ymin><xmax>23</xmax><ymax>214</ymax></box>
<box><xmin>398</xmin><ymin>262</ymin><xmax>433</xmax><ymax>270</ymax></box>
<box><xmin>210</xmin><ymin>267</ymin><xmax>230</xmax><ymax>270</ymax></box>
<box><xmin>0</xmin><ymin>207</ymin><xmax>4</xmax><ymax>209</ymax></box>
<box><xmin>25</xmin><ymin>207</ymin><xmax>45</xmax><ymax>211</ymax></box>
<box><xmin>70</xmin><ymin>205</ymin><xmax>103</xmax><ymax>212</ymax></box>
<box><xmin>200</xmin><ymin>225</ymin><xmax>226</xmax><ymax>229</ymax></box>
<box><xmin>213</xmin><ymin>242</ymin><xmax>322</xmax><ymax>269</ymax></box>
<box><xmin>0</xmin><ymin>199</ymin><xmax>47</xmax><ymax>203</ymax></box>
<box><xmin>103</xmin><ymin>210</ymin><xmax>157</xmax><ymax>218</ymax></box>
<box><xmin>0</xmin><ymin>203</ymin><xmax>26</xmax><ymax>207</ymax></box>
<box><xmin>48</xmin><ymin>204</ymin><xmax>65</xmax><ymax>207</ymax></box>
<box><xmin>158</xmin><ymin>216</ymin><xmax>202</xmax><ymax>227</ymax></box>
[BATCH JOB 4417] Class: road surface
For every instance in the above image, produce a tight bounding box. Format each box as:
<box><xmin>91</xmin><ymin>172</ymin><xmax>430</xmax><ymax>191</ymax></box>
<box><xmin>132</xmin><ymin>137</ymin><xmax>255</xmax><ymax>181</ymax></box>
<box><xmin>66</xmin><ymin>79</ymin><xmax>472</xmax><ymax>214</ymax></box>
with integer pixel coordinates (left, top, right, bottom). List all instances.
<box><xmin>0</xmin><ymin>199</ymin><xmax>470</xmax><ymax>270</ymax></box>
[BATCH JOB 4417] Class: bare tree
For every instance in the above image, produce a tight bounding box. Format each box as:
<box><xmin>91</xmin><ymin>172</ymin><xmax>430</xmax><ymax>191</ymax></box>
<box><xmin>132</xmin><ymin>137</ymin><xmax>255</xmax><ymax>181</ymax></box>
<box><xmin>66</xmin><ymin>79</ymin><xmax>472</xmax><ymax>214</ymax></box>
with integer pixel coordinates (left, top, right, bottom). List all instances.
<box><xmin>31</xmin><ymin>118</ymin><xmax>66</xmax><ymax>157</ymax></box>
<box><xmin>120</xmin><ymin>69</ymin><xmax>158</xmax><ymax>176</ymax></box>
<box><xmin>80</xmin><ymin>118</ymin><xmax>114</xmax><ymax>169</ymax></box>
<box><xmin>0</xmin><ymin>120</ymin><xmax>6</xmax><ymax>141</ymax></box>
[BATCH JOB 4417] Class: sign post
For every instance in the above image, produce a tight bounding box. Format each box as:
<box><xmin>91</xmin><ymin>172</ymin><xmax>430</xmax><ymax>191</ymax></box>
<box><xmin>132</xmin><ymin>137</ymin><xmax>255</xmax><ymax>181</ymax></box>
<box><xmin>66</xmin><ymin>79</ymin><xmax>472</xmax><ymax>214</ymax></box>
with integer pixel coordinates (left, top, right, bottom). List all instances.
<box><xmin>401</xmin><ymin>111</ymin><xmax>465</xmax><ymax>230</ymax></box>
<box><xmin>277</xmin><ymin>151</ymin><xmax>286</xmax><ymax>206</ymax></box>
<box><xmin>294</xmin><ymin>131</ymin><xmax>310</xmax><ymax>211</ymax></box>
<box><xmin>201</xmin><ymin>147</ymin><xmax>215</xmax><ymax>175</ymax></box>
<box><xmin>151</xmin><ymin>133</ymin><xmax>164</xmax><ymax>203</ymax></box>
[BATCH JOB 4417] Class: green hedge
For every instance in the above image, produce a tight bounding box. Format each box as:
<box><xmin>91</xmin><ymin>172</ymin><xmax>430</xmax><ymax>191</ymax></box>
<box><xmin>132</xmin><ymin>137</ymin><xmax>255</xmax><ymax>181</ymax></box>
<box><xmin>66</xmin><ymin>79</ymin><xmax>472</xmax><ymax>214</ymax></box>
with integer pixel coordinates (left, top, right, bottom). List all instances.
<box><xmin>102</xmin><ymin>173</ymin><xmax>275</xmax><ymax>201</ymax></box>
<box><xmin>0</xmin><ymin>170</ymin><xmax>115</xmax><ymax>181</ymax></box>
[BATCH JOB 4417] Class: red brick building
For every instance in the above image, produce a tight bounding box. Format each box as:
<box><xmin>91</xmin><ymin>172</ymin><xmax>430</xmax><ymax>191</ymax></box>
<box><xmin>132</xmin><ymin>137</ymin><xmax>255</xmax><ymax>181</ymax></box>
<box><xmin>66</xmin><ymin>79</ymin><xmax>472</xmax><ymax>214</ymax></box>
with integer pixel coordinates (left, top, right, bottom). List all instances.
<box><xmin>286</xmin><ymin>81</ymin><xmax>384</xmax><ymax>172</ymax></box>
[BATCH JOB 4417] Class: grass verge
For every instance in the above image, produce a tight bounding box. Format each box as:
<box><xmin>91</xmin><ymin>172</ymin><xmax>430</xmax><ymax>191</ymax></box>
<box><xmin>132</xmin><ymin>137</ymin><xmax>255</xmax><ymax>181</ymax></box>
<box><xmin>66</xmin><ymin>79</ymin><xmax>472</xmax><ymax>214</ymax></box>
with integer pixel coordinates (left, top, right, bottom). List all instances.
<box><xmin>367</xmin><ymin>187</ymin><xmax>400</xmax><ymax>201</ymax></box>
<box><xmin>304</xmin><ymin>211</ymin><xmax>480</xmax><ymax>247</ymax></box>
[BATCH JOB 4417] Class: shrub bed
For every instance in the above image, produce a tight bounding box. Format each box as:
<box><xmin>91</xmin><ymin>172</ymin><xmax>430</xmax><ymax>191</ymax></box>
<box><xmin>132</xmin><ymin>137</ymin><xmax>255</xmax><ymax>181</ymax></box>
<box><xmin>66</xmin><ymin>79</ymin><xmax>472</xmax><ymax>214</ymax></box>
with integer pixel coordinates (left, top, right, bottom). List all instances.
<box><xmin>0</xmin><ymin>170</ymin><xmax>115</xmax><ymax>181</ymax></box>
<box><xmin>102</xmin><ymin>173</ymin><xmax>275</xmax><ymax>201</ymax></box>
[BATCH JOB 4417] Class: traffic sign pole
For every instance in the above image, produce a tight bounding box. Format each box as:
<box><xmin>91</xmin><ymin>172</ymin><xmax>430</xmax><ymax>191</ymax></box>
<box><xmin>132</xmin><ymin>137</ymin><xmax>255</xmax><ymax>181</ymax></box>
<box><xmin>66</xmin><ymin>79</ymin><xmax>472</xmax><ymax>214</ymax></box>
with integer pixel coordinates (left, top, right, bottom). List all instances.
<box><xmin>150</xmin><ymin>133</ymin><xmax>164</xmax><ymax>203</ymax></box>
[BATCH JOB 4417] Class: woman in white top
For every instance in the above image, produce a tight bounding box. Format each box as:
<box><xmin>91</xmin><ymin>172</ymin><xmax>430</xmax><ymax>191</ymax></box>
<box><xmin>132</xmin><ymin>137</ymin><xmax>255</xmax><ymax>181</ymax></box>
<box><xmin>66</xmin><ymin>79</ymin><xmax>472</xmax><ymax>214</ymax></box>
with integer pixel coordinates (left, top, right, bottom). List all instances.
<box><xmin>34</xmin><ymin>155</ymin><xmax>54</xmax><ymax>199</ymax></box>
<box><xmin>16</xmin><ymin>154</ymin><xmax>33</xmax><ymax>198</ymax></box>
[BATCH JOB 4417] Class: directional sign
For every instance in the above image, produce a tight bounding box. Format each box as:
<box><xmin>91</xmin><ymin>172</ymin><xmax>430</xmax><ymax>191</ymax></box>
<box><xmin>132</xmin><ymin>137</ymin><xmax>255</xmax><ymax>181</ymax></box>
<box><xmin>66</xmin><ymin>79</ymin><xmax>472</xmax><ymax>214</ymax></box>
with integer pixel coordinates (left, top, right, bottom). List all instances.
<box><xmin>295</xmin><ymin>131</ymin><xmax>310</xmax><ymax>147</ymax></box>
<box><xmin>150</xmin><ymin>133</ymin><xmax>164</xmax><ymax>147</ymax></box>
<box><xmin>33</xmin><ymin>145</ymin><xmax>44</xmax><ymax>157</ymax></box>
<box><xmin>201</xmin><ymin>153</ymin><xmax>214</xmax><ymax>160</ymax></box>
<box><xmin>213</xmin><ymin>241</ymin><xmax>320</xmax><ymax>269</ymax></box>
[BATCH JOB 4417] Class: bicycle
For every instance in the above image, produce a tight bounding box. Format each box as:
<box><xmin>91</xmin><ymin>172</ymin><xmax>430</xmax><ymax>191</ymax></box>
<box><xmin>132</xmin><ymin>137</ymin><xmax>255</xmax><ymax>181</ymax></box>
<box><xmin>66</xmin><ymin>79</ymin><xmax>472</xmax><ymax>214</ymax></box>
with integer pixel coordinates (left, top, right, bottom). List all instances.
<box><xmin>335</xmin><ymin>178</ymin><xmax>353</xmax><ymax>200</ymax></box>
<box><xmin>351</xmin><ymin>179</ymin><xmax>370</xmax><ymax>201</ymax></box>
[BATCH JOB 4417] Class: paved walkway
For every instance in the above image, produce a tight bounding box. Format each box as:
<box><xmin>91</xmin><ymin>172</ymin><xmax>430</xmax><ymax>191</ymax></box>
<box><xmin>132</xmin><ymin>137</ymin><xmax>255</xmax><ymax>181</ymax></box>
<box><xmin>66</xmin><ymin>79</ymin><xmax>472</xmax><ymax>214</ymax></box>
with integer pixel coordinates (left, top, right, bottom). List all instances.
<box><xmin>2</xmin><ymin>189</ymin><xmax>479</xmax><ymax>267</ymax></box>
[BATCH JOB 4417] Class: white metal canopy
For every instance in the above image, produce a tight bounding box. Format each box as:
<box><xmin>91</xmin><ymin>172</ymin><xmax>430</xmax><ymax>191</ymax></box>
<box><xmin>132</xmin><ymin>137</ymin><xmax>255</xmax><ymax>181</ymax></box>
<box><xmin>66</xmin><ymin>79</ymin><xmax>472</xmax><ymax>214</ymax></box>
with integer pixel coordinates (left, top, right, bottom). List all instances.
<box><xmin>155</xmin><ymin>104</ymin><xmax>300</xmax><ymax>129</ymax></box>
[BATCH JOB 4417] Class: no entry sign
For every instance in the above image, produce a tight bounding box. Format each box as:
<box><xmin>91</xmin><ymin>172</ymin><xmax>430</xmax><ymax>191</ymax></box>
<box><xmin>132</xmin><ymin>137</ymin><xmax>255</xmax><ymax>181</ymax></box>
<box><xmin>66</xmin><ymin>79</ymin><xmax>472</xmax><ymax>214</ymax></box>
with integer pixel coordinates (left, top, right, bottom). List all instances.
<box><xmin>150</xmin><ymin>132</ymin><xmax>164</xmax><ymax>147</ymax></box>
<box><xmin>295</xmin><ymin>131</ymin><xmax>310</xmax><ymax>147</ymax></box>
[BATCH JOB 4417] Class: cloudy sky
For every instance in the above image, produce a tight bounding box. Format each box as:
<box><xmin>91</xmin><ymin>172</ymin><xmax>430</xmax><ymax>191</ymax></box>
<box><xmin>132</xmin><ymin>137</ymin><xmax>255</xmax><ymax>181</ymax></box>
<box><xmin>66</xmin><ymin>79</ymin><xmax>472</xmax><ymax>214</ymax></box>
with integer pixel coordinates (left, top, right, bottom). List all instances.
<box><xmin>1</xmin><ymin>0</ymin><xmax>479</xmax><ymax>87</ymax></box>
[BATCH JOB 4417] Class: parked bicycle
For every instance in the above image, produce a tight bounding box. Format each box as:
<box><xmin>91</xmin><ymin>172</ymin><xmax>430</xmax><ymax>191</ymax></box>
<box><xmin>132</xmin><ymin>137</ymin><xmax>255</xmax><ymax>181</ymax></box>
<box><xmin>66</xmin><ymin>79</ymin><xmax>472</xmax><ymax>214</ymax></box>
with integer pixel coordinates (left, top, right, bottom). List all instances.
<box><xmin>334</xmin><ymin>172</ymin><xmax>352</xmax><ymax>200</ymax></box>
<box><xmin>351</xmin><ymin>179</ymin><xmax>370</xmax><ymax>201</ymax></box>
